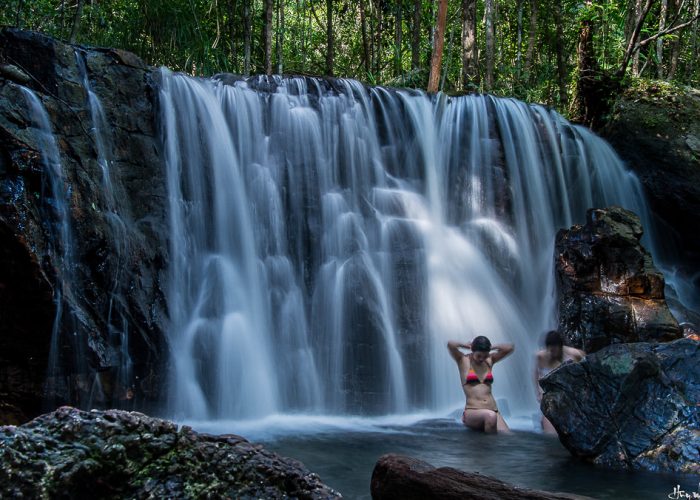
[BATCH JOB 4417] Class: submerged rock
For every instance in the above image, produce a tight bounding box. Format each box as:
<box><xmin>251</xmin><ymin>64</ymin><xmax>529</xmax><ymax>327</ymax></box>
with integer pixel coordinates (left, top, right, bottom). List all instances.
<box><xmin>370</xmin><ymin>454</ymin><xmax>589</xmax><ymax>499</ymax></box>
<box><xmin>0</xmin><ymin>406</ymin><xmax>340</xmax><ymax>499</ymax></box>
<box><xmin>555</xmin><ymin>206</ymin><xmax>682</xmax><ymax>352</ymax></box>
<box><xmin>540</xmin><ymin>338</ymin><xmax>699</xmax><ymax>474</ymax></box>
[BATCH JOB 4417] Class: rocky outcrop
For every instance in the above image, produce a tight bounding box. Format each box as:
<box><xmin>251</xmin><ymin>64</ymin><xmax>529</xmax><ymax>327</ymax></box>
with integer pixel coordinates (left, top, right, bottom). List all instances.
<box><xmin>555</xmin><ymin>206</ymin><xmax>682</xmax><ymax>353</ymax></box>
<box><xmin>0</xmin><ymin>406</ymin><xmax>340</xmax><ymax>499</ymax></box>
<box><xmin>540</xmin><ymin>338</ymin><xmax>699</xmax><ymax>474</ymax></box>
<box><xmin>602</xmin><ymin>84</ymin><xmax>700</xmax><ymax>315</ymax></box>
<box><xmin>0</xmin><ymin>28</ymin><xmax>169</xmax><ymax>423</ymax></box>
<box><xmin>370</xmin><ymin>454</ymin><xmax>590</xmax><ymax>499</ymax></box>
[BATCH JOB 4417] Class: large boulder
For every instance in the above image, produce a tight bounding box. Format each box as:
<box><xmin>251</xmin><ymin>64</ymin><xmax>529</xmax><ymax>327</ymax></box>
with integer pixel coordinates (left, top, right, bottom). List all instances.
<box><xmin>555</xmin><ymin>206</ymin><xmax>682</xmax><ymax>352</ymax></box>
<box><xmin>540</xmin><ymin>338</ymin><xmax>699</xmax><ymax>474</ymax></box>
<box><xmin>370</xmin><ymin>454</ymin><xmax>589</xmax><ymax>499</ymax></box>
<box><xmin>0</xmin><ymin>28</ymin><xmax>169</xmax><ymax>422</ymax></box>
<box><xmin>0</xmin><ymin>406</ymin><xmax>340</xmax><ymax>499</ymax></box>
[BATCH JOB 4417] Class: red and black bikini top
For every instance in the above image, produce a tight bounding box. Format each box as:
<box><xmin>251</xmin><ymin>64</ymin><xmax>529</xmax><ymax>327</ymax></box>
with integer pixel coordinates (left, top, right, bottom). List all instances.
<box><xmin>464</xmin><ymin>363</ymin><xmax>494</xmax><ymax>386</ymax></box>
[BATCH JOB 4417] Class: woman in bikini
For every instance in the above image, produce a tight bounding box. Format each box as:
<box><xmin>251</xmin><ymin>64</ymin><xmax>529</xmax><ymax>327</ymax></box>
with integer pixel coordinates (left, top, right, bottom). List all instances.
<box><xmin>447</xmin><ymin>335</ymin><xmax>515</xmax><ymax>433</ymax></box>
<box><xmin>534</xmin><ymin>330</ymin><xmax>585</xmax><ymax>434</ymax></box>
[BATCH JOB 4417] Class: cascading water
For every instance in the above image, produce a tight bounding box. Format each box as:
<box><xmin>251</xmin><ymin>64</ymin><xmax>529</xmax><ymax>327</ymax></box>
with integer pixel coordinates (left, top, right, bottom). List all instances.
<box><xmin>74</xmin><ymin>51</ymin><xmax>134</xmax><ymax>399</ymax></box>
<box><xmin>20</xmin><ymin>87</ymin><xmax>86</xmax><ymax>404</ymax></box>
<box><xmin>159</xmin><ymin>73</ymin><xmax>655</xmax><ymax>423</ymax></box>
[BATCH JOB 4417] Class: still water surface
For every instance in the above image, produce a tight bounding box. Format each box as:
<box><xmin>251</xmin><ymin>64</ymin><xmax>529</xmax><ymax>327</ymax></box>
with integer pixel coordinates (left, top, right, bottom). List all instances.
<box><xmin>188</xmin><ymin>413</ymin><xmax>697</xmax><ymax>499</ymax></box>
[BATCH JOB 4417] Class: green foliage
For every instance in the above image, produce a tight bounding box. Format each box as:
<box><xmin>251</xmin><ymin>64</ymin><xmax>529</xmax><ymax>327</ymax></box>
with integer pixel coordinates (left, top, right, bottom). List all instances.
<box><xmin>2</xmin><ymin>0</ymin><xmax>698</xmax><ymax>116</ymax></box>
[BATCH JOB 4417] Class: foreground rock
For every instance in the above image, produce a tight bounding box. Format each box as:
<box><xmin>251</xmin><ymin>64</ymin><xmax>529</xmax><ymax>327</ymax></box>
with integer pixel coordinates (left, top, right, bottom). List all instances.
<box><xmin>0</xmin><ymin>406</ymin><xmax>340</xmax><ymax>499</ymax></box>
<box><xmin>541</xmin><ymin>338</ymin><xmax>699</xmax><ymax>474</ymax></box>
<box><xmin>555</xmin><ymin>206</ymin><xmax>682</xmax><ymax>352</ymax></box>
<box><xmin>370</xmin><ymin>454</ymin><xmax>588</xmax><ymax>500</ymax></box>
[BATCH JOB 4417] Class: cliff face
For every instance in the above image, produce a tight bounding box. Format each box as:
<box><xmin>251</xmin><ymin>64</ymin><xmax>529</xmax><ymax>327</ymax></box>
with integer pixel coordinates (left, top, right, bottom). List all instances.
<box><xmin>0</xmin><ymin>28</ymin><xmax>169</xmax><ymax>423</ymax></box>
<box><xmin>601</xmin><ymin>82</ymin><xmax>700</xmax><ymax>316</ymax></box>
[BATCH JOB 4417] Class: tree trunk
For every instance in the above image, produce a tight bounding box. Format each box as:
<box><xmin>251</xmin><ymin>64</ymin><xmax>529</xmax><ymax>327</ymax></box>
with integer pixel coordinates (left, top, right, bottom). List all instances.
<box><xmin>326</xmin><ymin>0</ymin><xmax>334</xmax><ymax>76</ymax></box>
<box><xmin>395</xmin><ymin>1</ymin><xmax>403</xmax><ymax>77</ymax></box>
<box><xmin>302</xmin><ymin>0</ymin><xmax>312</xmax><ymax>68</ymax></box>
<box><xmin>361</xmin><ymin>0</ymin><xmax>371</xmax><ymax>74</ymax></box>
<box><xmin>657</xmin><ymin>0</ymin><xmax>668</xmax><ymax>78</ymax></box>
<box><xmin>59</xmin><ymin>0</ymin><xmax>67</xmax><ymax>36</ymax></box>
<box><xmin>264</xmin><ymin>0</ymin><xmax>273</xmax><ymax>75</ymax></box>
<box><xmin>412</xmin><ymin>0</ymin><xmax>422</xmax><ymax>70</ymax></box>
<box><xmin>668</xmin><ymin>0</ymin><xmax>682</xmax><ymax>79</ymax></box>
<box><xmin>427</xmin><ymin>0</ymin><xmax>448</xmax><ymax>92</ymax></box>
<box><xmin>16</xmin><ymin>0</ymin><xmax>24</xmax><ymax>27</ymax></box>
<box><xmin>227</xmin><ymin>0</ymin><xmax>237</xmax><ymax>72</ymax></box>
<box><xmin>276</xmin><ymin>0</ymin><xmax>284</xmax><ymax>74</ymax></box>
<box><xmin>374</xmin><ymin>2</ymin><xmax>384</xmax><ymax>77</ymax></box>
<box><xmin>427</xmin><ymin>0</ymin><xmax>435</xmax><ymax>68</ymax></box>
<box><xmin>525</xmin><ymin>0</ymin><xmax>538</xmax><ymax>78</ymax></box>
<box><xmin>553</xmin><ymin>0</ymin><xmax>568</xmax><ymax>107</ymax></box>
<box><xmin>484</xmin><ymin>0</ymin><xmax>495</xmax><ymax>89</ymax></box>
<box><xmin>516</xmin><ymin>0</ymin><xmax>524</xmax><ymax>81</ymax></box>
<box><xmin>688</xmin><ymin>0</ymin><xmax>700</xmax><ymax>79</ymax></box>
<box><xmin>573</xmin><ymin>1</ymin><xmax>620</xmax><ymax>130</ymax></box>
<box><xmin>441</xmin><ymin>17</ymin><xmax>456</xmax><ymax>89</ymax></box>
<box><xmin>244</xmin><ymin>1</ymin><xmax>252</xmax><ymax>76</ymax></box>
<box><xmin>69</xmin><ymin>0</ymin><xmax>84</xmax><ymax>44</ymax></box>
<box><xmin>461</xmin><ymin>0</ymin><xmax>479</xmax><ymax>88</ymax></box>
<box><xmin>628</xmin><ymin>0</ymin><xmax>643</xmax><ymax>75</ymax></box>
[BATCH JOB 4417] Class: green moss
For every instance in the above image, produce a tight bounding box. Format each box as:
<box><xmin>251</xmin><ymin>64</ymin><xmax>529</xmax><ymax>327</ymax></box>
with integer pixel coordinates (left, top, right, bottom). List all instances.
<box><xmin>601</xmin><ymin>351</ymin><xmax>635</xmax><ymax>375</ymax></box>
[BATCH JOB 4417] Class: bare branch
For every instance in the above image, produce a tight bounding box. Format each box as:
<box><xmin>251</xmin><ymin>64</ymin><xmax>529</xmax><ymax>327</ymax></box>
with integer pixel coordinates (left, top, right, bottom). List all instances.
<box><xmin>637</xmin><ymin>12</ymin><xmax>700</xmax><ymax>47</ymax></box>
<box><xmin>617</xmin><ymin>0</ymin><xmax>656</xmax><ymax>78</ymax></box>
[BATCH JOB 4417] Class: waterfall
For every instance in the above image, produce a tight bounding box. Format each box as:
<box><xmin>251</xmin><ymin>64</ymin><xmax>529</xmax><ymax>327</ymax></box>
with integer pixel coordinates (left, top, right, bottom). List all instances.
<box><xmin>159</xmin><ymin>73</ymin><xmax>654</xmax><ymax>421</ymax></box>
<box><xmin>75</xmin><ymin>50</ymin><xmax>134</xmax><ymax>399</ymax></box>
<box><xmin>20</xmin><ymin>87</ymin><xmax>86</xmax><ymax>404</ymax></box>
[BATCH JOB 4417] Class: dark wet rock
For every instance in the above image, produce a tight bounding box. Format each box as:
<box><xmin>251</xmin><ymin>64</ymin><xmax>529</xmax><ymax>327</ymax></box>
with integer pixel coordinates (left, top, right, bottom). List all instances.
<box><xmin>370</xmin><ymin>454</ymin><xmax>590</xmax><ymax>500</ymax></box>
<box><xmin>555</xmin><ymin>206</ymin><xmax>682</xmax><ymax>352</ymax></box>
<box><xmin>601</xmin><ymin>84</ymin><xmax>700</xmax><ymax>314</ymax></box>
<box><xmin>0</xmin><ymin>406</ymin><xmax>340</xmax><ymax>499</ymax></box>
<box><xmin>0</xmin><ymin>28</ymin><xmax>169</xmax><ymax>422</ymax></box>
<box><xmin>540</xmin><ymin>338</ymin><xmax>699</xmax><ymax>474</ymax></box>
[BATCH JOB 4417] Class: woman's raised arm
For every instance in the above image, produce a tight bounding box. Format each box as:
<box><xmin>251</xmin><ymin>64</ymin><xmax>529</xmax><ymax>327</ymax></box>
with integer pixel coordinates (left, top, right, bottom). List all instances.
<box><xmin>447</xmin><ymin>340</ymin><xmax>470</xmax><ymax>362</ymax></box>
<box><xmin>490</xmin><ymin>343</ymin><xmax>515</xmax><ymax>363</ymax></box>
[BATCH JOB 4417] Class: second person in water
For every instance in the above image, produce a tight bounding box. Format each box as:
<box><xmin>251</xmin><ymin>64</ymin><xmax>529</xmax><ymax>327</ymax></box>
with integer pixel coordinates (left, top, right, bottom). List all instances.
<box><xmin>447</xmin><ymin>336</ymin><xmax>514</xmax><ymax>433</ymax></box>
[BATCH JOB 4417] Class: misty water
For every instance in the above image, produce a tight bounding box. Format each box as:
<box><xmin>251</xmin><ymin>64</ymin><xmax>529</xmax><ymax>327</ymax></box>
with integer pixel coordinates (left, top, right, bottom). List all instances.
<box><xmin>159</xmin><ymin>73</ymin><xmax>658</xmax><ymax>421</ymax></box>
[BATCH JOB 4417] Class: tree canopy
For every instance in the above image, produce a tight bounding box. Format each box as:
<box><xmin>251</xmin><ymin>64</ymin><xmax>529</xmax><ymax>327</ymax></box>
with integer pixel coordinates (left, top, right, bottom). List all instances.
<box><xmin>3</xmin><ymin>0</ymin><xmax>699</xmax><ymax>118</ymax></box>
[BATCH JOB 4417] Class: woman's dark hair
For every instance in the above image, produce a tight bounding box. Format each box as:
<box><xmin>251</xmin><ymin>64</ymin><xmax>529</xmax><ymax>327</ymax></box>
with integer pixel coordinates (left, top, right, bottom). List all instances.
<box><xmin>545</xmin><ymin>330</ymin><xmax>563</xmax><ymax>347</ymax></box>
<box><xmin>472</xmin><ymin>336</ymin><xmax>492</xmax><ymax>352</ymax></box>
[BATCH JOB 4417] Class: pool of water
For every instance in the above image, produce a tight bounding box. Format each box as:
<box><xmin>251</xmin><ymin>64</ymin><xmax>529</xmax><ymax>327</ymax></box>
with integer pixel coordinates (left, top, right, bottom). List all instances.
<box><xmin>186</xmin><ymin>413</ymin><xmax>698</xmax><ymax>499</ymax></box>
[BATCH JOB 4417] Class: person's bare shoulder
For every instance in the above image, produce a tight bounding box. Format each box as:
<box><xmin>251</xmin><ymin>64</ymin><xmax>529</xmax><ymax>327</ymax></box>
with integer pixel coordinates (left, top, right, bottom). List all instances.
<box><xmin>535</xmin><ymin>350</ymin><xmax>546</xmax><ymax>365</ymax></box>
<box><xmin>564</xmin><ymin>345</ymin><xmax>585</xmax><ymax>361</ymax></box>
